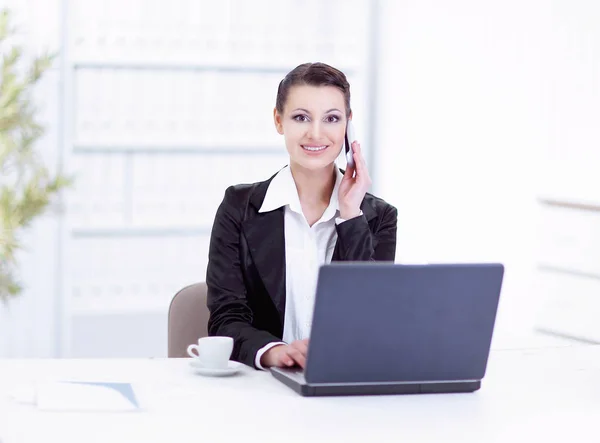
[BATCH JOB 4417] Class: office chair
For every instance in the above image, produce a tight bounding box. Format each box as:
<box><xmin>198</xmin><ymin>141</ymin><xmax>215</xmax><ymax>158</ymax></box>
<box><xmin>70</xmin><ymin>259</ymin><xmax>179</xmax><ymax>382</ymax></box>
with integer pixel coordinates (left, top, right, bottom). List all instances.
<box><xmin>167</xmin><ymin>282</ymin><xmax>209</xmax><ymax>358</ymax></box>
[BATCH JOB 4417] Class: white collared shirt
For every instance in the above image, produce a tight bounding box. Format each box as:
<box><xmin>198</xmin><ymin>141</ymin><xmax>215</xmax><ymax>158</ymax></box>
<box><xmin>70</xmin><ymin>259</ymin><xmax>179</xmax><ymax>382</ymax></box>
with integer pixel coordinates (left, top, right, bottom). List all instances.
<box><xmin>254</xmin><ymin>165</ymin><xmax>350</xmax><ymax>369</ymax></box>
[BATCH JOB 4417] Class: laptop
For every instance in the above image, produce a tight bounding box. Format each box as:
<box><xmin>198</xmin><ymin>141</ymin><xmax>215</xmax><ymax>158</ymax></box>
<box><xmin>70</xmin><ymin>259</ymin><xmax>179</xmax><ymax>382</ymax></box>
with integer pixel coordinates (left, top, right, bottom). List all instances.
<box><xmin>271</xmin><ymin>262</ymin><xmax>504</xmax><ymax>397</ymax></box>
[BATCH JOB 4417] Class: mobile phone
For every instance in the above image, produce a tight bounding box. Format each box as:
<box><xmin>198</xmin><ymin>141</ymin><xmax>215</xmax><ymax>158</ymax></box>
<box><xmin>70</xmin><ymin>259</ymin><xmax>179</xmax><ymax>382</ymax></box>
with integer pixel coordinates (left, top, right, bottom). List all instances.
<box><xmin>344</xmin><ymin>120</ymin><xmax>356</xmax><ymax>168</ymax></box>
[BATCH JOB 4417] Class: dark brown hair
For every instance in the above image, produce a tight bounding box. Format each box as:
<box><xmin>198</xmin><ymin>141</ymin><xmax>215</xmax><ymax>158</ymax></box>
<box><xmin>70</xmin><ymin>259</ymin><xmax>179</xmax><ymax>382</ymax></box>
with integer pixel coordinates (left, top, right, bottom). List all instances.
<box><xmin>275</xmin><ymin>62</ymin><xmax>351</xmax><ymax>116</ymax></box>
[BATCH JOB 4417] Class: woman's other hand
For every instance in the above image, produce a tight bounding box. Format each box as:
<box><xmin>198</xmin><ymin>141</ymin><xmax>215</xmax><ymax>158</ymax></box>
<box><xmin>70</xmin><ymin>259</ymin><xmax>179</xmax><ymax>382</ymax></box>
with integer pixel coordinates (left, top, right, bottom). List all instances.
<box><xmin>260</xmin><ymin>339</ymin><xmax>309</xmax><ymax>369</ymax></box>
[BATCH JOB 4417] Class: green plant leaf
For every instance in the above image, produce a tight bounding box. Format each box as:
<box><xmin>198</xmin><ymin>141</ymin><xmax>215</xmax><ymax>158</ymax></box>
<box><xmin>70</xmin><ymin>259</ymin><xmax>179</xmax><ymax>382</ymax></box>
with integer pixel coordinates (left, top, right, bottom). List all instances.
<box><xmin>0</xmin><ymin>7</ymin><xmax>70</xmax><ymax>303</ymax></box>
<box><xmin>29</xmin><ymin>52</ymin><xmax>56</xmax><ymax>82</ymax></box>
<box><xmin>0</xmin><ymin>8</ymin><xmax>10</xmax><ymax>42</ymax></box>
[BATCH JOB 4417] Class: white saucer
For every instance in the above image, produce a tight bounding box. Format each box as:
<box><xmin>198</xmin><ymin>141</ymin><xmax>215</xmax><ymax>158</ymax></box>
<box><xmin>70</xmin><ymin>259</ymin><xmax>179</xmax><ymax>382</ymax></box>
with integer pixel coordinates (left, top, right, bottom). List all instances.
<box><xmin>189</xmin><ymin>359</ymin><xmax>243</xmax><ymax>377</ymax></box>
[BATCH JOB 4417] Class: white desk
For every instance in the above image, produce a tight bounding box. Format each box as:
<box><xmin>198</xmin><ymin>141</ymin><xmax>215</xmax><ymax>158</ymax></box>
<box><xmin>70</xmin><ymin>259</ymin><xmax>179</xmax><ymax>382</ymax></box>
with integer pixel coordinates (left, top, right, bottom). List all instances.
<box><xmin>1</xmin><ymin>346</ymin><xmax>599</xmax><ymax>443</ymax></box>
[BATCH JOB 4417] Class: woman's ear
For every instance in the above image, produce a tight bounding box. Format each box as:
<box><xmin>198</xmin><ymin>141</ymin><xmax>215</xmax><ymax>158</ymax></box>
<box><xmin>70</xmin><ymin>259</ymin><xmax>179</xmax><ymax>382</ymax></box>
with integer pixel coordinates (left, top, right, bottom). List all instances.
<box><xmin>273</xmin><ymin>108</ymin><xmax>284</xmax><ymax>134</ymax></box>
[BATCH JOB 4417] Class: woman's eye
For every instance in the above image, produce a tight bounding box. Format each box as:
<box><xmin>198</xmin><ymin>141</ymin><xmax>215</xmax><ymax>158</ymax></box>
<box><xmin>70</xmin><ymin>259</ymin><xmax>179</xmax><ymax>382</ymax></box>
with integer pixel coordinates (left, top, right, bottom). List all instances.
<box><xmin>325</xmin><ymin>115</ymin><xmax>340</xmax><ymax>123</ymax></box>
<box><xmin>293</xmin><ymin>115</ymin><xmax>309</xmax><ymax>122</ymax></box>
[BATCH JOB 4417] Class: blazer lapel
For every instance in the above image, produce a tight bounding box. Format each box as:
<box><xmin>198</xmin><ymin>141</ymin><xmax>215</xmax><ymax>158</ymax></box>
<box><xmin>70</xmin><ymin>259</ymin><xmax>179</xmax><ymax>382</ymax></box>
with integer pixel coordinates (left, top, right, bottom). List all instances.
<box><xmin>241</xmin><ymin>180</ymin><xmax>286</xmax><ymax>325</ymax></box>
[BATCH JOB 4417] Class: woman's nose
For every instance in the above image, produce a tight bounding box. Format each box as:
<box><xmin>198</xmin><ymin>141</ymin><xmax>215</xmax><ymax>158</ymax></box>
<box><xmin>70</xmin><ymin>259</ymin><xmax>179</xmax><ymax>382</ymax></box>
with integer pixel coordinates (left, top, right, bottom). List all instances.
<box><xmin>307</xmin><ymin>121</ymin><xmax>322</xmax><ymax>140</ymax></box>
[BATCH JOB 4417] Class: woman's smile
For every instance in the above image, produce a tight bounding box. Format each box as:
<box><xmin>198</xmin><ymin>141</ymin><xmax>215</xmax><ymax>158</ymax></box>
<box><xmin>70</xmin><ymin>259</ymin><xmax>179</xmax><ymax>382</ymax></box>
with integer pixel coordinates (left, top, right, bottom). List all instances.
<box><xmin>301</xmin><ymin>144</ymin><xmax>329</xmax><ymax>153</ymax></box>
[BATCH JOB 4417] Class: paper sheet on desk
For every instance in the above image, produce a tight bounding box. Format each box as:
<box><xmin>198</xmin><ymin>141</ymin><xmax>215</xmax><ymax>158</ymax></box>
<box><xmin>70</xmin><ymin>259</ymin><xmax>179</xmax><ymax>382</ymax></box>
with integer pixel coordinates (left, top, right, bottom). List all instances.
<box><xmin>35</xmin><ymin>381</ymin><xmax>141</xmax><ymax>412</ymax></box>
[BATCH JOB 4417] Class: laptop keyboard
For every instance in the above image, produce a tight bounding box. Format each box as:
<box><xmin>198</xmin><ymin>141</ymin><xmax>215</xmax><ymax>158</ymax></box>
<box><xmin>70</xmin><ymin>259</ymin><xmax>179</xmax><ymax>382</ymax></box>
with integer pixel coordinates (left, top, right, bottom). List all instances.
<box><xmin>274</xmin><ymin>367</ymin><xmax>306</xmax><ymax>383</ymax></box>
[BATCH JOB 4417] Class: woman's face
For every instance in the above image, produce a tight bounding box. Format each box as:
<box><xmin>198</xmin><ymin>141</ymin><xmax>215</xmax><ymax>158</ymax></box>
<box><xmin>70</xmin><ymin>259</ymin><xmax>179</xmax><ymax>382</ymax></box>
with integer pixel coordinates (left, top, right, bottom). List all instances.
<box><xmin>274</xmin><ymin>84</ymin><xmax>349</xmax><ymax>171</ymax></box>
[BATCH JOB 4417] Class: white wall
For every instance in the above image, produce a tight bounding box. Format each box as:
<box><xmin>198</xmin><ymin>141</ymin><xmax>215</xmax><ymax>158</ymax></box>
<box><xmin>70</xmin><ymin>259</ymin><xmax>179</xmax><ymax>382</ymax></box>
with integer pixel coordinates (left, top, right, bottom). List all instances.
<box><xmin>532</xmin><ymin>0</ymin><xmax>600</xmax><ymax>342</ymax></box>
<box><xmin>374</xmin><ymin>0</ymin><xmax>554</xmax><ymax>346</ymax></box>
<box><xmin>540</xmin><ymin>0</ymin><xmax>600</xmax><ymax>204</ymax></box>
<box><xmin>3</xmin><ymin>0</ymin><xmax>598</xmax><ymax>357</ymax></box>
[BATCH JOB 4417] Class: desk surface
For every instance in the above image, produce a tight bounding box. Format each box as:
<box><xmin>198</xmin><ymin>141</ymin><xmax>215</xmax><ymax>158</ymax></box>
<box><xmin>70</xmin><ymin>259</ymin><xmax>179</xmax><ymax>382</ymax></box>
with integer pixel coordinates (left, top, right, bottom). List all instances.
<box><xmin>1</xmin><ymin>345</ymin><xmax>599</xmax><ymax>443</ymax></box>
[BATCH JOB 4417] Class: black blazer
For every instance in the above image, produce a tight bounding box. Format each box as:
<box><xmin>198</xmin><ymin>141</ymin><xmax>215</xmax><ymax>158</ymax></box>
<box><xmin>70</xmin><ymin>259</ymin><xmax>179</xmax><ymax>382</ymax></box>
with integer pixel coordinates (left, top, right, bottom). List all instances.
<box><xmin>206</xmin><ymin>169</ymin><xmax>398</xmax><ymax>368</ymax></box>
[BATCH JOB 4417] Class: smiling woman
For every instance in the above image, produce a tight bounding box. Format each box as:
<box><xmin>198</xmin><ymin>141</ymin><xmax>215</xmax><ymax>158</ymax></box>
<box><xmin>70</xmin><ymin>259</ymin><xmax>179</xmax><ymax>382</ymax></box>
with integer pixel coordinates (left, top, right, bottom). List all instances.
<box><xmin>205</xmin><ymin>62</ymin><xmax>398</xmax><ymax>370</ymax></box>
<box><xmin>274</xmin><ymin>63</ymin><xmax>350</xmax><ymax>175</ymax></box>
<box><xmin>276</xmin><ymin>84</ymin><xmax>346</xmax><ymax>172</ymax></box>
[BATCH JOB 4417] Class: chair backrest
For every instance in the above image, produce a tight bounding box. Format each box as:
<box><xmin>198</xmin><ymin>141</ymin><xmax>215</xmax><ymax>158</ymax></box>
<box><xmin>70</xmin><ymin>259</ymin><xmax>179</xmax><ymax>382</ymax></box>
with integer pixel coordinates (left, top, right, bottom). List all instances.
<box><xmin>168</xmin><ymin>282</ymin><xmax>209</xmax><ymax>358</ymax></box>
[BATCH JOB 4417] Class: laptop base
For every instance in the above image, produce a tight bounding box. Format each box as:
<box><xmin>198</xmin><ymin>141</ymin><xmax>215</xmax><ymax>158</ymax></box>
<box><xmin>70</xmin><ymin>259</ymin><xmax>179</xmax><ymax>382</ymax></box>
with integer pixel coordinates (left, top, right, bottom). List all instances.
<box><xmin>271</xmin><ymin>368</ymin><xmax>481</xmax><ymax>397</ymax></box>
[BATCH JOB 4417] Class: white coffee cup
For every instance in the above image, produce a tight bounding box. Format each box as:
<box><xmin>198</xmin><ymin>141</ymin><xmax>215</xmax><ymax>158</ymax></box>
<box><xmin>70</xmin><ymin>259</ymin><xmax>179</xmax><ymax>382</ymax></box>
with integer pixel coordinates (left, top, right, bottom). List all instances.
<box><xmin>187</xmin><ymin>337</ymin><xmax>233</xmax><ymax>369</ymax></box>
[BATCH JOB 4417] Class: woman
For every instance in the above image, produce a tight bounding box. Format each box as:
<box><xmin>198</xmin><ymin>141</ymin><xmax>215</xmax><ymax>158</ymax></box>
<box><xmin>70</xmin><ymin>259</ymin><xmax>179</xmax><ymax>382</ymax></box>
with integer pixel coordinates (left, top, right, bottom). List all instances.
<box><xmin>206</xmin><ymin>62</ymin><xmax>397</xmax><ymax>370</ymax></box>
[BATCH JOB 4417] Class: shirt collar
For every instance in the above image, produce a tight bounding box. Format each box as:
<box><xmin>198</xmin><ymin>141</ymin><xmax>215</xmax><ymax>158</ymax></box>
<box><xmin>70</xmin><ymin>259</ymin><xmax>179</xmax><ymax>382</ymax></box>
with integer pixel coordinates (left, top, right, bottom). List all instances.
<box><xmin>259</xmin><ymin>165</ymin><xmax>344</xmax><ymax>218</ymax></box>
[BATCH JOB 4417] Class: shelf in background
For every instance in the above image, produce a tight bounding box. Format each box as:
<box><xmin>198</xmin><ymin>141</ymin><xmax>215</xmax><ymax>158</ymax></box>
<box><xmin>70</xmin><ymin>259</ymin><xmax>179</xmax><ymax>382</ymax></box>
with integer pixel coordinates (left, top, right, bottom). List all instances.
<box><xmin>72</xmin><ymin>144</ymin><xmax>285</xmax><ymax>155</ymax></box>
<box><xmin>534</xmin><ymin>327</ymin><xmax>600</xmax><ymax>345</ymax></box>
<box><xmin>537</xmin><ymin>264</ymin><xmax>600</xmax><ymax>282</ymax></box>
<box><xmin>70</xmin><ymin>297</ymin><xmax>174</xmax><ymax>316</ymax></box>
<box><xmin>73</xmin><ymin>61</ymin><xmax>358</xmax><ymax>77</ymax></box>
<box><xmin>538</xmin><ymin>197</ymin><xmax>600</xmax><ymax>213</ymax></box>
<box><xmin>74</xmin><ymin>62</ymin><xmax>293</xmax><ymax>73</ymax></box>
<box><xmin>72</xmin><ymin>227</ymin><xmax>211</xmax><ymax>238</ymax></box>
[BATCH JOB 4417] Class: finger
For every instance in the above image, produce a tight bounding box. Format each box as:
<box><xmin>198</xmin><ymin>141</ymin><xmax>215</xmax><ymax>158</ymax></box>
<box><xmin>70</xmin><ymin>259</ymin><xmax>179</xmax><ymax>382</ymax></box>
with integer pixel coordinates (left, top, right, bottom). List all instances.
<box><xmin>353</xmin><ymin>143</ymin><xmax>371</xmax><ymax>184</ymax></box>
<box><xmin>353</xmin><ymin>142</ymin><xmax>365</xmax><ymax>175</ymax></box>
<box><xmin>350</xmin><ymin>140</ymin><xmax>361</xmax><ymax>171</ymax></box>
<box><xmin>291</xmin><ymin>339</ymin><xmax>308</xmax><ymax>351</ymax></box>
<box><xmin>342</xmin><ymin>161</ymin><xmax>355</xmax><ymax>181</ymax></box>
<box><xmin>285</xmin><ymin>348</ymin><xmax>307</xmax><ymax>369</ymax></box>
<box><xmin>272</xmin><ymin>346</ymin><xmax>294</xmax><ymax>367</ymax></box>
<box><xmin>290</xmin><ymin>340</ymin><xmax>308</xmax><ymax>357</ymax></box>
<box><xmin>278</xmin><ymin>351</ymin><xmax>295</xmax><ymax>367</ymax></box>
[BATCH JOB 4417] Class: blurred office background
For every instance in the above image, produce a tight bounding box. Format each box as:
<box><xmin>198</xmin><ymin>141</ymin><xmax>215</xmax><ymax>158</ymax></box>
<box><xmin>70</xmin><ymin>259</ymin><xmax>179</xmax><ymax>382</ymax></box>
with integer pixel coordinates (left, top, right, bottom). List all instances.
<box><xmin>0</xmin><ymin>0</ymin><xmax>598</xmax><ymax>358</ymax></box>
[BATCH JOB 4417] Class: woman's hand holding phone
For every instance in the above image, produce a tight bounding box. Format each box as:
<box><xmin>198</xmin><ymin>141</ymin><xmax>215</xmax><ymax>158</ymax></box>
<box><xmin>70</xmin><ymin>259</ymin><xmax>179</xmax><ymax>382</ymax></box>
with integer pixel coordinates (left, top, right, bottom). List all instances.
<box><xmin>339</xmin><ymin>140</ymin><xmax>371</xmax><ymax>220</ymax></box>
